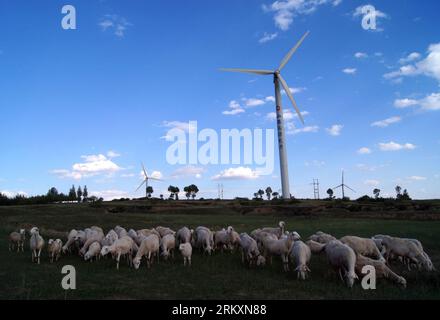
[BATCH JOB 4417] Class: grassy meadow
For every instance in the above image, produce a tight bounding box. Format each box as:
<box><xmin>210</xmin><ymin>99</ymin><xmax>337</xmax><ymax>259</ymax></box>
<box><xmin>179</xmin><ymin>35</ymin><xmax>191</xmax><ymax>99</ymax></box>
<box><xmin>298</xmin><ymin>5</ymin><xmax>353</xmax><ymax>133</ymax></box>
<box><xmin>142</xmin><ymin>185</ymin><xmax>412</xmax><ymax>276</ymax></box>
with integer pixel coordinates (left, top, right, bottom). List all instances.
<box><xmin>1</xmin><ymin>200</ymin><xmax>440</xmax><ymax>300</ymax></box>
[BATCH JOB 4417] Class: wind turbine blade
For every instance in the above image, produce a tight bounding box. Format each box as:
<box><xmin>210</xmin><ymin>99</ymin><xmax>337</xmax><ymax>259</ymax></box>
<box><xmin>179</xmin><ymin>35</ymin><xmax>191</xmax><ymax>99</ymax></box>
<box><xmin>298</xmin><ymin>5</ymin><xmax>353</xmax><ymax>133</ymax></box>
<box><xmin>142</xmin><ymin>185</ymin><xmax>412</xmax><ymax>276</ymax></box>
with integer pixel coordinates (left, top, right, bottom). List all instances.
<box><xmin>219</xmin><ymin>68</ymin><xmax>273</xmax><ymax>75</ymax></box>
<box><xmin>278</xmin><ymin>31</ymin><xmax>310</xmax><ymax>71</ymax></box>
<box><xmin>333</xmin><ymin>185</ymin><xmax>342</xmax><ymax>189</ymax></box>
<box><xmin>135</xmin><ymin>180</ymin><xmax>147</xmax><ymax>192</ymax></box>
<box><xmin>141</xmin><ymin>162</ymin><xmax>148</xmax><ymax>178</ymax></box>
<box><xmin>278</xmin><ymin>74</ymin><xmax>305</xmax><ymax>124</ymax></box>
<box><xmin>149</xmin><ymin>177</ymin><xmax>163</xmax><ymax>182</ymax></box>
<box><xmin>345</xmin><ymin>185</ymin><xmax>356</xmax><ymax>193</ymax></box>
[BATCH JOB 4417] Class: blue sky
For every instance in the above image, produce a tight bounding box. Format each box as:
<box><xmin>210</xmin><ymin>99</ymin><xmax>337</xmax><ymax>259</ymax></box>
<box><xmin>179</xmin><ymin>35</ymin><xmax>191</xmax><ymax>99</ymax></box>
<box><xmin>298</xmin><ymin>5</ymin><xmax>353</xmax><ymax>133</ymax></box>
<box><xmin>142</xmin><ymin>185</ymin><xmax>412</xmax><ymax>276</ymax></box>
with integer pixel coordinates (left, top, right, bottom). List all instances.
<box><xmin>0</xmin><ymin>0</ymin><xmax>439</xmax><ymax>200</ymax></box>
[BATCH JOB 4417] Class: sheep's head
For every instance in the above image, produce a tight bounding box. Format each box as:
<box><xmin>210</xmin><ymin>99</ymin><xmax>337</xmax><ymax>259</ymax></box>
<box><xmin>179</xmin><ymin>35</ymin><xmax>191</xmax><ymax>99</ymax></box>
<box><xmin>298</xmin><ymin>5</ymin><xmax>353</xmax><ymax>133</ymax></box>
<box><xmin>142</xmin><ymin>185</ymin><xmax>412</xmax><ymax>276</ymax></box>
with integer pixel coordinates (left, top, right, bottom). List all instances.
<box><xmin>30</xmin><ymin>227</ymin><xmax>39</xmax><ymax>235</ymax></box>
<box><xmin>179</xmin><ymin>244</ymin><xmax>186</xmax><ymax>251</ymax></box>
<box><xmin>133</xmin><ymin>257</ymin><xmax>141</xmax><ymax>270</ymax></box>
<box><xmin>48</xmin><ymin>239</ymin><xmax>54</xmax><ymax>245</ymax></box>
<box><xmin>227</xmin><ymin>226</ymin><xmax>234</xmax><ymax>234</ymax></box>
<box><xmin>292</xmin><ymin>231</ymin><xmax>301</xmax><ymax>241</ymax></box>
<box><xmin>56</xmin><ymin>239</ymin><xmax>63</xmax><ymax>245</ymax></box>
<box><xmin>84</xmin><ymin>252</ymin><xmax>91</xmax><ymax>261</ymax></box>
<box><xmin>100</xmin><ymin>246</ymin><xmax>110</xmax><ymax>256</ymax></box>
<box><xmin>257</xmin><ymin>255</ymin><xmax>266</xmax><ymax>266</ymax></box>
<box><xmin>397</xmin><ymin>276</ymin><xmax>407</xmax><ymax>289</ymax></box>
<box><xmin>20</xmin><ymin>229</ymin><xmax>26</xmax><ymax>235</ymax></box>
<box><xmin>345</xmin><ymin>272</ymin><xmax>358</xmax><ymax>288</ymax></box>
<box><xmin>279</xmin><ymin>221</ymin><xmax>286</xmax><ymax>228</ymax></box>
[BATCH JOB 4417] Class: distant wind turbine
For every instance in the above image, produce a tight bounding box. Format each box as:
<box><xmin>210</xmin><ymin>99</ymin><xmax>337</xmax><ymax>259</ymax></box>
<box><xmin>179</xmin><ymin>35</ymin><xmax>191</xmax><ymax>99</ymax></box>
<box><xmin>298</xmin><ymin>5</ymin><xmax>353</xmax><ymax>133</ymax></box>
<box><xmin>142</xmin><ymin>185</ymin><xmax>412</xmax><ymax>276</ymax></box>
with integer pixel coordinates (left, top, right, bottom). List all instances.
<box><xmin>221</xmin><ymin>31</ymin><xmax>310</xmax><ymax>199</ymax></box>
<box><xmin>135</xmin><ymin>163</ymin><xmax>162</xmax><ymax>198</ymax></box>
<box><xmin>333</xmin><ymin>170</ymin><xmax>355</xmax><ymax>199</ymax></box>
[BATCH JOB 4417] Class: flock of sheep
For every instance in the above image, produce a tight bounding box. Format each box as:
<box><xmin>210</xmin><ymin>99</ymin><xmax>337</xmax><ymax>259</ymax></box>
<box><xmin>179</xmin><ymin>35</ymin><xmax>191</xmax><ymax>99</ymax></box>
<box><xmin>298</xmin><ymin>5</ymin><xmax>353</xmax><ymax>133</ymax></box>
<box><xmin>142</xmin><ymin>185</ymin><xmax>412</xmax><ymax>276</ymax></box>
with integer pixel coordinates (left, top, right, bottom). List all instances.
<box><xmin>8</xmin><ymin>221</ymin><xmax>436</xmax><ymax>288</ymax></box>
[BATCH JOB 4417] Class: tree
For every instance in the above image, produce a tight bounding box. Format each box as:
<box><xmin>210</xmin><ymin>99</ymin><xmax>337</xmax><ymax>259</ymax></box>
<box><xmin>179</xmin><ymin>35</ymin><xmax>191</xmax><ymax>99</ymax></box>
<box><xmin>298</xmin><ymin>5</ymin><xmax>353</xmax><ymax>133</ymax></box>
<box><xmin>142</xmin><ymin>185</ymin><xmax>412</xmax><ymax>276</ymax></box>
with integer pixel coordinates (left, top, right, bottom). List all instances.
<box><xmin>77</xmin><ymin>186</ymin><xmax>83</xmax><ymax>203</ymax></box>
<box><xmin>272</xmin><ymin>192</ymin><xmax>279</xmax><ymax>199</ymax></box>
<box><xmin>146</xmin><ymin>186</ymin><xmax>153</xmax><ymax>198</ymax></box>
<box><xmin>257</xmin><ymin>189</ymin><xmax>264</xmax><ymax>199</ymax></box>
<box><xmin>327</xmin><ymin>188</ymin><xmax>334</xmax><ymax>200</ymax></box>
<box><xmin>265</xmin><ymin>187</ymin><xmax>273</xmax><ymax>200</ymax></box>
<box><xmin>174</xmin><ymin>186</ymin><xmax>180</xmax><ymax>200</ymax></box>
<box><xmin>168</xmin><ymin>186</ymin><xmax>180</xmax><ymax>200</ymax></box>
<box><xmin>373</xmin><ymin>188</ymin><xmax>380</xmax><ymax>200</ymax></box>
<box><xmin>160</xmin><ymin>194</ymin><xmax>164</xmax><ymax>200</ymax></box>
<box><xmin>401</xmin><ymin>189</ymin><xmax>412</xmax><ymax>201</ymax></box>
<box><xmin>189</xmin><ymin>184</ymin><xmax>199</xmax><ymax>200</ymax></box>
<box><xmin>184</xmin><ymin>186</ymin><xmax>191</xmax><ymax>200</ymax></box>
<box><xmin>168</xmin><ymin>186</ymin><xmax>175</xmax><ymax>200</ymax></box>
<box><xmin>83</xmin><ymin>186</ymin><xmax>88</xmax><ymax>202</ymax></box>
<box><xmin>395</xmin><ymin>185</ymin><xmax>402</xmax><ymax>199</ymax></box>
<box><xmin>68</xmin><ymin>185</ymin><xmax>76</xmax><ymax>201</ymax></box>
<box><xmin>47</xmin><ymin>187</ymin><xmax>59</xmax><ymax>197</ymax></box>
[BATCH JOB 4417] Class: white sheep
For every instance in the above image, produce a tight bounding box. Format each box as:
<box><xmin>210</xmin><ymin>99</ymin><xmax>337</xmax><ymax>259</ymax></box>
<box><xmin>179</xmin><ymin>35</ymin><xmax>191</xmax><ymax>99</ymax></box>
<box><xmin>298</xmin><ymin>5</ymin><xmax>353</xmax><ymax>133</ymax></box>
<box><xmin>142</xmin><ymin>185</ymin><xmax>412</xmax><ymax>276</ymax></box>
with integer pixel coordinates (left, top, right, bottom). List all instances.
<box><xmin>259</xmin><ymin>221</ymin><xmax>286</xmax><ymax>238</ymax></box>
<box><xmin>9</xmin><ymin>229</ymin><xmax>25</xmax><ymax>252</ymax></box>
<box><xmin>137</xmin><ymin>228</ymin><xmax>161</xmax><ymax>238</ymax></box>
<box><xmin>84</xmin><ymin>241</ymin><xmax>102</xmax><ymax>262</ymax></box>
<box><xmin>305</xmin><ymin>239</ymin><xmax>326</xmax><ymax>254</ymax></box>
<box><xmin>176</xmin><ymin>227</ymin><xmax>193</xmax><ymax>246</ymax></box>
<box><xmin>101</xmin><ymin>229</ymin><xmax>119</xmax><ymax>247</ymax></box>
<box><xmin>214</xmin><ymin>228</ymin><xmax>230</xmax><ymax>252</ymax></box>
<box><xmin>309</xmin><ymin>231</ymin><xmax>336</xmax><ymax>244</ymax></box>
<box><xmin>194</xmin><ymin>227</ymin><xmax>213</xmax><ymax>255</ymax></box>
<box><xmin>156</xmin><ymin>226</ymin><xmax>176</xmax><ymax>237</ymax></box>
<box><xmin>47</xmin><ymin>239</ymin><xmax>62</xmax><ymax>263</ymax></box>
<box><xmin>227</xmin><ymin>226</ymin><xmax>241</xmax><ymax>251</ymax></box>
<box><xmin>355</xmin><ymin>254</ymin><xmax>407</xmax><ymax>288</ymax></box>
<box><xmin>239</xmin><ymin>233</ymin><xmax>262</xmax><ymax>267</ymax></box>
<box><xmin>62</xmin><ymin>229</ymin><xmax>78</xmax><ymax>253</ymax></box>
<box><xmin>261</xmin><ymin>232</ymin><xmax>295</xmax><ymax>272</ymax></box>
<box><xmin>101</xmin><ymin>236</ymin><xmax>134</xmax><ymax>270</ymax></box>
<box><xmin>114</xmin><ymin>226</ymin><xmax>128</xmax><ymax>238</ymax></box>
<box><xmin>133</xmin><ymin>234</ymin><xmax>160</xmax><ymax>269</ymax></box>
<box><xmin>30</xmin><ymin>227</ymin><xmax>45</xmax><ymax>264</ymax></box>
<box><xmin>290</xmin><ymin>240</ymin><xmax>311</xmax><ymax>280</ymax></box>
<box><xmin>340</xmin><ymin>236</ymin><xmax>385</xmax><ymax>262</ymax></box>
<box><xmin>324</xmin><ymin>240</ymin><xmax>358</xmax><ymax>288</ymax></box>
<box><xmin>160</xmin><ymin>234</ymin><xmax>176</xmax><ymax>260</ymax></box>
<box><xmin>79</xmin><ymin>228</ymin><xmax>104</xmax><ymax>257</ymax></box>
<box><xmin>179</xmin><ymin>243</ymin><xmax>192</xmax><ymax>267</ymax></box>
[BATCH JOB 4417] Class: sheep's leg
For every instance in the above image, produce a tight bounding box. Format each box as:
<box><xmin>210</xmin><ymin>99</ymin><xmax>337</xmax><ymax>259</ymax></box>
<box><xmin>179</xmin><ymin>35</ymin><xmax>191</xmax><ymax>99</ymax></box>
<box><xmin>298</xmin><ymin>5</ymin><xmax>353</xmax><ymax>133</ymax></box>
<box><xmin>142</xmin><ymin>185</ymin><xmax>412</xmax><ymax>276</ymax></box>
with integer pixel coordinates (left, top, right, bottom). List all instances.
<box><xmin>188</xmin><ymin>257</ymin><xmax>191</xmax><ymax>267</ymax></box>
<box><xmin>37</xmin><ymin>249</ymin><xmax>41</xmax><ymax>264</ymax></box>
<box><xmin>116</xmin><ymin>252</ymin><xmax>121</xmax><ymax>270</ymax></box>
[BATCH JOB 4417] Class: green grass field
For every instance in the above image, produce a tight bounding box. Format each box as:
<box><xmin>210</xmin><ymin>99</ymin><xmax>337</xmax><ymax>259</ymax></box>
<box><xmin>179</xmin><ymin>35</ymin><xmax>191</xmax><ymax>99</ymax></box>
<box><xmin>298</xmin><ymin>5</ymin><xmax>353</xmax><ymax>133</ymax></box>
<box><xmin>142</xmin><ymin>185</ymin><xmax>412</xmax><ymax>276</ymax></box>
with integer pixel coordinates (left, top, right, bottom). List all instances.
<box><xmin>1</xmin><ymin>202</ymin><xmax>440</xmax><ymax>300</ymax></box>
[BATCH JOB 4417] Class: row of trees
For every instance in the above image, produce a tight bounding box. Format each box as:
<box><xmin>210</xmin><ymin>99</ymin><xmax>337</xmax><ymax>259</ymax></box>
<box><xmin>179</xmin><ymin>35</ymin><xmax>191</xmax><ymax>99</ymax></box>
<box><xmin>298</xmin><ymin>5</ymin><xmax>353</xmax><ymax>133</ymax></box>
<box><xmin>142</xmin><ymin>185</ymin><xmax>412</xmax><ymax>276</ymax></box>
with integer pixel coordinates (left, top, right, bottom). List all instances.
<box><xmin>142</xmin><ymin>185</ymin><xmax>200</xmax><ymax>200</ymax></box>
<box><xmin>253</xmin><ymin>187</ymin><xmax>280</xmax><ymax>200</ymax></box>
<box><xmin>0</xmin><ymin>185</ymin><xmax>100</xmax><ymax>206</ymax></box>
<box><xmin>326</xmin><ymin>186</ymin><xmax>412</xmax><ymax>201</ymax></box>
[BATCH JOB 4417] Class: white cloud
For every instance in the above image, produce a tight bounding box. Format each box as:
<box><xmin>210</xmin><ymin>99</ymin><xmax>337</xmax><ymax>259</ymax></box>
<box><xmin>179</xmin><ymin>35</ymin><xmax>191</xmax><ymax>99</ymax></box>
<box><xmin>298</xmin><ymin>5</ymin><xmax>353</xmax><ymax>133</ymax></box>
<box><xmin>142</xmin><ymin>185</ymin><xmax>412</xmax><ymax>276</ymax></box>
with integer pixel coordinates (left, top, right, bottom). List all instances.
<box><xmin>107</xmin><ymin>150</ymin><xmax>121</xmax><ymax>158</ymax></box>
<box><xmin>394</xmin><ymin>98</ymin><xmax>418</xmax><ymax>108</ymax></box>
<box><xmin>91</xmin><ymin>190</ymin><xmax>129</xmax><ymax>201</ymax></box>
<box><xmin>171</xmin><ymin>166</ymin><xmax>205</xmax><ymax>178</ymax></box>
<box><xmin>266</xmin><ymin>110</ymin><xmax>309</xmax><ymax>121</ymax></box>
<box><xmin>222</xmin><ymin>100</ymin><xmax>245</xmax><ymax>115</ymax></box>
<box><xmin>326</xmin><ymin>124</ymin><xmax>343</xmax><ymax>136</ymax></box>
<box><xmin>384</xmin><ymin>43</ymin><xmax>440</xmax><ymax>84</ymax></box>
<box><xmin>399</xmin><ymin>52</ymin><xmax>421</xmax><ymax>64</ymax></box>
<box><xmin>162</xmin><ymin>121</ymin><xmax>196</xmax><ymax>133</ymax></box>
<box><xmin>120</xmin><ymin>173</ymin><xmax>135</xmax><ymax>178</ymax></box>
<box><xmin>212</xmin><ymin>167</ymin><xmax>259</xmax><ymax>180</ymax></box>
<box><xmin>378</xmin><ymin>142</ymin><xmax>416</xmax><ymax>151</ymax></box>
<box><xmin>263</xmin><ymin>0</ymin><xmax>341</xmax><ymax>31</ymax></box>
<box><xmin>394</xmin><ymin>93</ymin><xmax>440</xmax><ymax>111</ymax></box>
<box><xmin>371</xmin><ymin>116</ymin><xmax>402</xmax><ymax>128</ymax></box>
<box><xmin>52</xmin><ymin>153</ymin><xmax>122</xmax><ymax>180</ymax></box>
<box><xmin>140</xmin><ymin>170</ymin><xmax>163</xmax><ymax>180</ymax></box>
<box><xmin>364</xmin><ymin>179</ymin><xmax>380</xmax><ymax>187</ymax></box>
<box><xmin>0</xmin><ymin>190</ymin><xmax>28</xmax><ymax>198</ymax></box>
<box><xmin>99</xmin><ymin>15</ymin><xmax>132</xmax><ymax>38</ymax></box>
<box><xmin>356</xmin><ymin>164</ymin><xmax>384</xmax><ymax>172</ymax></box>
<box><xmin>286</xmin><ymin>124</ymin><xmax>319</xmax><ymax>135</ymax></box>
<box><xmin>354</xmin><ymin>52</ymin><xmax>368</xmax><ymax>59</ymax></box>
<box><xmin>305</xmin><ymin>160</ymin><xmax>325</xmax><ymax>167</ymax></box>
<box><xmin>243</xmin><ymin>98</ymin><xmax>266</xmax><ymax>107</ymax></box>
<box><xmin>281</xmin><ymin>87</ymin><xmax>307</xmax><ymax>95</ymax></box>
<box><xmin>357</xmin><ymin>147</ymin><xmax>372</xmax><ymax>155</ymax></box>
<box><xmin>259</xmin><ymin>32</ymin><xmax>278</xmax><ymax>43</ymax></box>
<box><xmin>408</xmin><ymin>176</ymin><xmax>427</xmax><ymax>181</ymax></box>
<box><xmin>342</xmin><ymin>68</ymin><xmax>357</xmax><ymax>75</ymax></box>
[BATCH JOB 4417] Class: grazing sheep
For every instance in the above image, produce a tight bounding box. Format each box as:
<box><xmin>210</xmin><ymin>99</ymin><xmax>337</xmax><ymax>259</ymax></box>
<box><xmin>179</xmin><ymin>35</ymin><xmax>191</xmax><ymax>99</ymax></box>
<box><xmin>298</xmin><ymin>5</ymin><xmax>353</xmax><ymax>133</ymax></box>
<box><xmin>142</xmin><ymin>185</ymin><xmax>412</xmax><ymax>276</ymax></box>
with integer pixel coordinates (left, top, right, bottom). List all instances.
<box><xmin>403</xmin><ymin>238</ymin><xmax>435</xmax><ymax>271</ymax></box>
<box><xmin>160</xmin><ymin>234</ymin><xmax>176</xmax><ymax>260</ymax></box>
<box><xmin>256</xmin><ymin>255</ymin><xmax>266</xmax><ymax>267</ymax></box>
<box><xmin>84</xmin><ymin>241</ymin><xmax>102</xmax><ymax>262</ymax></box>
<box><xmin>47</xmin><ymin>239</ymin><xmax>62</xmax><ymax>263</ymax></box>
<box><xmin>101</xmin><ymin>236</ymin><xmax>134</xmax><ymax>270</ymax></box>
<box><xmin>137</xmin><ymin>228</ymin><xmax>161</xmax><ymax>238</ymax></box>
<box><xmin>194</xmin><ymin>227</ymin><xmax>213</xmax><ymax>255</ymax></box>
<box><xmin>79</xmin><ymin>228</ymin><xmax>104</xmax><ymax>257</ymax></box>
<box><xmin>380</xmin><ymin>236</ymin><xmax>434</xmax><ymax>271</ymax></box>
<box><xmin>214</xmin><ymin>228</ymin><xmax>230</xmax><ymax>252</ymax></box>
<box><xmin>9</xmin><ymin>229</ymin><xmax>25</xmax><ymax>252</ymax></box>
<box><xmin>340</xmin><ymin>236</ymin><xmax>385</xmax><ymax>262</ymax></box>
<box><xmin>355</xmin><ymin>254</ymin><xmax>407</xmax><ymax>288</ymax></box>
<box><xmin>306</xmin><ymin>240</ymin><xmax>326</xmax><ymax>254</ymax></box>
<box><xmin>101</xmin><ymin>229</ymin><xmax>119</xmax><ymax>247</ymax></box>
<box><xmin>261</xmin><ymin>233</ymin><xmax>295</xmax><ymax>272</ymax></box>
<box><xmin>30</xmin><ymin>227</ymin><xmax>45</xmax><ymax>264</ymax></box>
<box><xmin>179</xmin><ymin>242</ymin><xmax>192</xmax><ymax>267</ymax></box>
<box><xmin>227</xmin><ymin>226</ymin><xmax>241</xmax><ymax>251</ymax></box>
<box><xmin>176</xmin><ymin>227</ymin><xmax>193</xmax><ymax>246</ymax></box>
<box><xmin>127</xmin><ymin>229</ymin><xmax>138</xmax><ymax>240</ymax></box>
<box><xmin>133</xmin><ymin>234</ymin><xmax>160</xmax><ymax>269</ymax></box>
<box><xmin>156</xmin><ymin>226</ymin><xmax>176</xmax><ymax>237</ymax></box>
<box><xmin>309</xmin><ymin>231</ymin><xmax>336</xmax><ymax>244</ymax></box>
<box><xmin>62</xmin><ymin>229</ymin><xmax>79</xmax><ymax>253</ymax></box>
<box><xmin>252</xmin><ymin>231</ymin><xmax>279</xmax><ymax>252</ymax></box>
<box><xmin>114</xmin><ymin>226</ymin><xmax>128</xmax><ymax>238</ymax></box>
<box><xmin>324</xmin><ymin>240</ymin><xmax>358</xmax><ymax>288</ymax></box>
<box><xmin>290</xmin><ymin>240</ymin><xmax>312</xmax><ymax>280</ymax></box>
<box><xmin>259</xmin><ymin>221</ymin><xmax>286</xmax><ymax>238</ymax></box>
<box><xmin>238</xmin><ymin>233</ymin><xmax>261</xmax><ymax>267</ymax></box>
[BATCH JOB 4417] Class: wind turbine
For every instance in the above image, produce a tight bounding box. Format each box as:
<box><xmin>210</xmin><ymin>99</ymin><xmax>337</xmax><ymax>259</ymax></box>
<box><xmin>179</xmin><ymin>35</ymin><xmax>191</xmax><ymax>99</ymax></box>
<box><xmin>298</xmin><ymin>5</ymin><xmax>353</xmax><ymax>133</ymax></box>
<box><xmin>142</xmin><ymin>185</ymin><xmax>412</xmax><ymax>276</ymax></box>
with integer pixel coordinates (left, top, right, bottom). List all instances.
<box><xmin>333</xmin><ymin>170</ymin><xmax>355</xmax><ymax>199</ymax></box>
<box><xmin>135</xmin><ymin>163</ymin><xmax>162</xmax><ymax>199</ymax></box>
<box><xmin>221</xmin><ymin>31</ymin><xmax>310</xmax><ymax>200</ymax></box>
